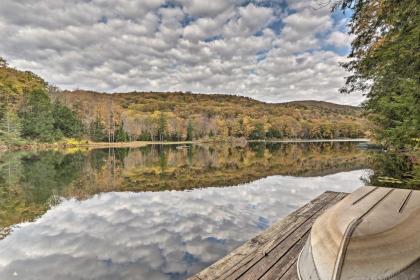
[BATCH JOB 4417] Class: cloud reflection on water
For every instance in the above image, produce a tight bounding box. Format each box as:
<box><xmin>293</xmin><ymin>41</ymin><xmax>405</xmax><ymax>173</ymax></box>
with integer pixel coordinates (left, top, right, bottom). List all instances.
<box><xmin>0</xmin><ymin>170</ymin><xmax>369</xmax><ymax>280</ymax></box>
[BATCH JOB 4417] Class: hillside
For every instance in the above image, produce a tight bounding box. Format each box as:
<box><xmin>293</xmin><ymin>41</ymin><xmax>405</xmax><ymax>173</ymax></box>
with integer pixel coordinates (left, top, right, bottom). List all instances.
<box><xmin>283</xmin><ymin>100</ymin><xmax>362</xmax><ymax>115</ymax></box>
<box><xmin>0</xmin><ymin>61</ymin><xmax>46</xmax><ymax>114</ymax></box>
<box><xmin>55</xmin><ymin>90</ymin><xmax>368</xmax><ymax>141</ymax></box>
<box><xmin>0</xmin><ymin>61</ymin><xmax>369</xmax><ymax>144</ymax></box>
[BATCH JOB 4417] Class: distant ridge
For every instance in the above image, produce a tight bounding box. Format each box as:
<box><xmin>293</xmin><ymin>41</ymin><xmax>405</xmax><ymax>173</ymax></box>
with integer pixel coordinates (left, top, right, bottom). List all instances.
<box><xmin>283</xmin><ymin>99</ymin><xmax>360</xmax><ymax>108</ymax></box>
<box><xmin>63</xmin><ymin>89</ymin><xmax>359</xmax><ymax>109</ymax></box>
<box><xmin>282</xmin><ymin>100</ymin><xmax>362</xmax><ymax>115</ymax></box>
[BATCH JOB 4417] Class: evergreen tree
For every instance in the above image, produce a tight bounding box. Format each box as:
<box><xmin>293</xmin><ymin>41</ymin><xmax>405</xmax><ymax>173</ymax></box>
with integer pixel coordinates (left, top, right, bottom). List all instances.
<box><xmin>158</xmin><ymin>112</ymin><xmax>167</xmax><ymax>141</ymax></box>
<box><xmin>250</xmin><ymin>123</ymin><xmax>265</xmax><ymax>140</ymax></box>
<box><xmin>186</xmin><ymin>120</ymin><xmax>194</xmax><ymax>141</ymax></box>
<box><xmin>0</xmin><ymin>110</ymin><xmax>22</xmax><ymax>144</ymax></box>
<box><xmin>89</xmin><ymin>115</ymin><xmax>107</xmax><ymax>142</ymax></box>
<box><xmin>115</xmin><ymin>122</ymin><xmax>129</xmax><ymax>142</ymax></box>
<box><xmin>52</xmin><ymin>102</ymin><xmax>83</xmax><ymax>138</ymax></box>
<box><xmin>19</xmin><ymin>89</ymin><xmax>60</xmax><ymax>142</ymax></box>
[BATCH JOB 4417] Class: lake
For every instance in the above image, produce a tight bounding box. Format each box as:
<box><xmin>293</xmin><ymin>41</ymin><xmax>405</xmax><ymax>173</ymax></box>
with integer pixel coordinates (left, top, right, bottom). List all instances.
<box><xmin>0</xmin><ymin>142</ymin><xmax>418</xmax><ymax>279</ymax></box>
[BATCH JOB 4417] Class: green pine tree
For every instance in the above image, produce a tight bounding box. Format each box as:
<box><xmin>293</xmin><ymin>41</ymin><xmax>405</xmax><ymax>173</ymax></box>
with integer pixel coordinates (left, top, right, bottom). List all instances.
<box><xmin>19</xmin><ymin>89</ymin><xmax>61</xmax><ymax>142</ymax></box>
<box><xmin>89</xmin><ymin>115</ymin><xmax>107</xmax><ymax>142</ymax></box>
<box><xmin>52</xmin><ymin>102</ymin><xmax>84</xmax><ymax>138</ymax></box>
<box><xmin>0</xmin><ymin>110</ymin><xmax>23</xmax><ymax>144</ymax></box>
<box><xmin>186</xmin><ymin>120</ymin><xmax>194</xmax><ymax>141</ymax></box>
<box><xmin>158</xmin><ymin>112</ymin><xmax>167</xmax><ymax>141</ymax></box>
<box><xmin>115</xmin><ymin>122</ymin><xmax>129</xmax><ymax>142</ymax></box>
<box><xmin>250</xmin><ymin>123</ymin><xmax>265</xmax><ymax>140</ymax></box>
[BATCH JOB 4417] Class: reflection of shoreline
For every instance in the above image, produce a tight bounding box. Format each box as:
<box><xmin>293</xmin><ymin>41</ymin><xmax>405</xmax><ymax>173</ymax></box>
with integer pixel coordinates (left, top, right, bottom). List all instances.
<box><xmin>72</xmin><ymin>138</ymin><xmax>371</xmax><ymax>152</ymax></box>
<box><xmin>0</xmin><ymin>138</ymin><xmax>369</xmax><ymax>153</ymax></box>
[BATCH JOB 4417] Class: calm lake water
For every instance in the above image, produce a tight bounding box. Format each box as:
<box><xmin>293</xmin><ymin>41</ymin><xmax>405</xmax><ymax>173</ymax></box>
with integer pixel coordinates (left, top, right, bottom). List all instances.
<box><xmin>0</xmin><ymin>142</ymin><xmax>418</xmax><ymax>280</ymax></box>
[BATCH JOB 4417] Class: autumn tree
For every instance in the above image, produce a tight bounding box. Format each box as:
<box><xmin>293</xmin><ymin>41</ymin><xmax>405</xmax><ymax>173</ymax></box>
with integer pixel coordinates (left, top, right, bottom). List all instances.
<box><xmin>241</xmin><ymin>116</ymin><xmax>254</xmax><ymax>138</ymax></box>
<box><xmin>334</xmin><ymin>0</ymin><xmax>419</xmax><ymax>148</ymax></box>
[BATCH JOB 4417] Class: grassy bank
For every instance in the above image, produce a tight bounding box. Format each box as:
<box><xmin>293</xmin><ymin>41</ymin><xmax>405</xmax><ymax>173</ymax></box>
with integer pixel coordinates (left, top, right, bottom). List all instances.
<box><xmin>0</xmin><ymin>139</ymin><xmax>194</xmax><ymax>152</ymax></box>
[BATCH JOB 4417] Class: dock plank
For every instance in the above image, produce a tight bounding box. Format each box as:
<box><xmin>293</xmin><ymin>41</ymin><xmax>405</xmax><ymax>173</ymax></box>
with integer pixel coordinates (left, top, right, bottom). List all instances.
<box><xmin>190</xmin><ymin>191</ymin><xmax>347</xmax><ymax>280</ymax></box>
<box><xmin>262</xmin><ymin>193</ymin><xmax>348</xmax><ymax>280</ymax></box>
<box><xmin>259</xmin><ymin>233</ymin><xmax>308</xmax><ymax>280</ymax></box>
<box><xmin>276</xmin><ymin>262</ymin><xmax>299</xmax><ymax>280</ymax></box>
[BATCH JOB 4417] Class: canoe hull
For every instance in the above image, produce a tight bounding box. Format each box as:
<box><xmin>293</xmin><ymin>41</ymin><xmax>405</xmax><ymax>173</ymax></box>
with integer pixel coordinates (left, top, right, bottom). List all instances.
<box><xmin>297</xmin><ymin>186</ymin><xmax>420</xmax><ymax>280</ymax></box>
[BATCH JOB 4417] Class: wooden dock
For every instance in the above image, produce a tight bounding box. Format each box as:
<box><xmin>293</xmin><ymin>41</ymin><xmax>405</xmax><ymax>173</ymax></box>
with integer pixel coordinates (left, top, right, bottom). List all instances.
<box><xmin>189</xmin><ymin>191</ymin><xmax>348</xmax><ymax>280</ymax></box>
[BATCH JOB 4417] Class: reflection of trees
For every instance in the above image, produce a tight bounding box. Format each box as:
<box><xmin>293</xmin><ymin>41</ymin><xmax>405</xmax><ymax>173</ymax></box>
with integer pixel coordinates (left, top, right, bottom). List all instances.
<box><xmin>365</xmin><ymin>152</ymin><xmax>420</xmax><ymax>189</ymax></box>
<box><xmin>61</xmin><ymin>143</ymin><xmax>369</xmax><ymax>197</ymax></box>
<box><xmin>0</xmin><ymin>151</ymin><xmax>85</xmax><ymax>238</ymax></box>
<box><xmin>0</xmin><ymin>143</ymin><xmax>370</xmax><ymax>238</ymax></box>
<box><xmin>117</xmin><ymin>142</ymin><xmax>368</xmax><ymax>192</ymax></box>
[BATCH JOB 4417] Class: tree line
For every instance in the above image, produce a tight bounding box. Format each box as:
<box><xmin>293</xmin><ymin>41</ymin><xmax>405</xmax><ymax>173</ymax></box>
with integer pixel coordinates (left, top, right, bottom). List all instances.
<box><xmin>52</xmin><ymin>90</ymin><xmax>367</xmax><ymax>143</ymax></box>
<box><xmin>0</xmin><ymin>88</ymin><xmax>84</xmax><ymax>144</ymax></box>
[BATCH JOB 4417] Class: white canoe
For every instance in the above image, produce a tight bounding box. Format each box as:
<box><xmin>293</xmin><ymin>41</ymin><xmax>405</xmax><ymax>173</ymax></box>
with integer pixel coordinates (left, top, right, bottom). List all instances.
<box><xmin>298</xmin><ymin>186</ymin><xmax>420</xmax><ymax>280</ymax></box>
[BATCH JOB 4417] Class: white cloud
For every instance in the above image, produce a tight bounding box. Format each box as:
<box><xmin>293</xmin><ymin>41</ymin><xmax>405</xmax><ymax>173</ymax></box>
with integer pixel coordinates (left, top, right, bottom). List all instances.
<box><xmin>222</xmin><ymin>4</ymin><xmax>274</xmax><ymax>38</ymax></box>
<box><xmin>183</xmin><ymin>16</ymin><xmax>225</xmax><ymax>42</ymax></box>
<box><xmin>0</xmin><ymin>0</ymin><xmax>364</xmax><ymax>105</ymax></box>
<box><xmin>178</xmin><ymin>0</ymin><xmax>235</xmax><ymax>18</ymax></box>
<box><xmin>328</xmin><ymin>31</ymin><xmax>354</xmax><ymax>48</ymax></box>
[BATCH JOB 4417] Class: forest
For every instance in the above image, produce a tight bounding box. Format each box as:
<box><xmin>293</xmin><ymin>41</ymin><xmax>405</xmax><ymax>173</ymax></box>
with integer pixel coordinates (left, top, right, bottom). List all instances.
<box><xmin>0</xmin><ymin>58</ymin><xmax>367</xmax><ymax>146</ymax></box>
<box><xmin>54</xmin><ymin>89</ymin><xmax>367</xmax><ymax>142</ymax></box>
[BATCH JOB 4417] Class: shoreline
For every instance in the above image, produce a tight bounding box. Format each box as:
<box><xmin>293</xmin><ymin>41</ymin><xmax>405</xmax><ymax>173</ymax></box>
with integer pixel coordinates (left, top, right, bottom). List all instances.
<box><xmin>0</xmin><ymin>138</ymin><xmax>370</xmax><ymax>153</ymax></box>
<box><xmin>248</xmin><ymin>138</ymin><xmax>370</xmax><ymax>143</ymax></box>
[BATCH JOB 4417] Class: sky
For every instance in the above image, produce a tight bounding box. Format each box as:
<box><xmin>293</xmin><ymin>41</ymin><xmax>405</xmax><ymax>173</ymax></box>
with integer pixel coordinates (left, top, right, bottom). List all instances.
<box><xmin>0</xmin><ymin>0</ymin><xmax>364</xmax><ymax>105</ymax></box>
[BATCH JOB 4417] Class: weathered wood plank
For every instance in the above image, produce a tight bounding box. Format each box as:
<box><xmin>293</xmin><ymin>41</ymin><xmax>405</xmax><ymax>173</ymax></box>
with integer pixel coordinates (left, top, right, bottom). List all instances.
<box><xmin>237</xmin><ymin>228</ymin><xmax>310</xmax><ymax>280</ymax></box>
<box><xmin>261</xmin><ymin>233</ymin><xmax>308</xmax><ymax>280</ymax></box>
<box><xmin>261</xmin><ymin>193</ymin><xmax>348</xmax><ymax>280</ymax></box>
<box><xmin>189</xmin><ymin>191</ymin><xmax>346</xmax><ymax>280</ymax></box>
<box><xmin>275</xmin><ymin>262</ymin><xmax>299</xmax><ymax>280</ymax></box>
